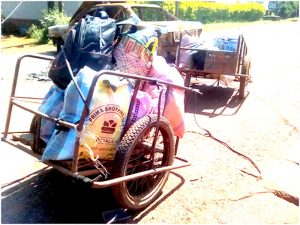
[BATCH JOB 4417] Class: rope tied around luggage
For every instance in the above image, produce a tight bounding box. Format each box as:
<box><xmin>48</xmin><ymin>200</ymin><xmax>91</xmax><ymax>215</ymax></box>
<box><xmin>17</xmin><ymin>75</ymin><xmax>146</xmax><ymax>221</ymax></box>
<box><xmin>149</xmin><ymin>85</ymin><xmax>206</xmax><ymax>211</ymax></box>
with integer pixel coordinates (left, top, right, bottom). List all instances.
<box><xmin>79</xmin><ymin>131</ymin><xmax>110</xmax><ymax>179</ymax></box>
<box><xmin>83</xmin><ymin>142</ymin><xmax>110</xmax><ymax>180</ymax></box>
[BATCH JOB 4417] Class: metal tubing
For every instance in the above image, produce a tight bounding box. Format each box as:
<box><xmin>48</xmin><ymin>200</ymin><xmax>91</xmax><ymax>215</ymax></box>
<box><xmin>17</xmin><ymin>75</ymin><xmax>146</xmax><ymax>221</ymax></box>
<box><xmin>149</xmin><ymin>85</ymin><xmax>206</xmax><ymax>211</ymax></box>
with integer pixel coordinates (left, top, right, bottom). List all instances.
<box><xmin>12</xmin><ymin>96</ymin><xmax>44</xmax><ymax>100</ymax></box>
<box><xmin>175</xmin><ymin>136</ymin><xmax>180</xmax><ymax>155</ymax></box>
<box><xmin>78</xmin><ymin>169</ymin><xmax>104</xmax><ymax>177</ymax></box>
<box><xmin>45</xmin><ymin>160</ymin><xmax>83</xmax><ymax>178</ymax></box>
<box><xmin>3</xmin><ymin>54</ymin><xmax>54</xmax><ymax>138</ymax></box>
<box><xmin>174</xmin><ymin>155</ymin><xmax>189</xmax><ymax>163</ymax></box>
<box><xmin>236</xmin><ymin>35</ymin><xmax>242</xmax><ymax>74</ymax></box>
<box><xmin>11</xmin><ymin>100</ymin><xmax>77</xmax><ymax>129</ymax></box>
<box><xmin>45</xmin><ymin>158</ymin><xmax>190</xmax><ymax>189</ymax></box>
<box><xmin>91</xmin><ymin>160</ymin><xmax>191</xmax><ymax>189</ymax></box>
<box><xmin>61</xmin><ymin>47</ymin><xmax>89</xmax><ymax>112</ymax></box>
<box><xmin>235</xmin><ymin>73</ymin><xmax>249</xmax><ymax>78</ymax></box>
<box><xmin>237</xmin><ymin>35</ymin><xmax>245</xmax><ymax>74</ymax></box>
<box><xmin>175</xmin><ymin>32</ymin><xmax>183</xmax><ymax>67</ymax></box>
<box><xmin>123</xmin><ymin>79</ymin><xmax>142</xmax><ymax>131</ymax></box>
<box><xmin>96</xmin><ymin>70</ymin><xmax>198</xmax><ymax>93</ymax></box>
<box><xmin>1</xmin><ymin>131</ymin><xmax>30</xmax><ymax>135</ymax></box>
<box><xmin>70</xmin><ymin>76</ymin><xmax>100</xmax><ymax>173</ymax></box>
<box><xmin>162</xmin><ymin>86</ymin><xmax>169</xmax><ymax>116</ymax></box>
<box><xmin>149</xmin><ymin>86</ymin><xmax>167</xmax><ymax>168</ymax></box>
<box><xmin>78</xmin><ymin>156</ymin><xmax>188</xmax><ymax>176</ymax></box>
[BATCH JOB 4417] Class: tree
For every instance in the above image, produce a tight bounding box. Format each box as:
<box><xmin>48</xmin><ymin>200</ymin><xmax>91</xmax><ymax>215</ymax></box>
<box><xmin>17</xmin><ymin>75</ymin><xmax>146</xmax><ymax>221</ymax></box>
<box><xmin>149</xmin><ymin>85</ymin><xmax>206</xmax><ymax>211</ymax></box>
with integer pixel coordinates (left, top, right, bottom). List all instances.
<box><xmin>274</xmin><ymin>1</ymin><xmax>299</xmax><ymax>19</ymax></box>
<box><xmin>58</xmin><ymin>1</ymin><xmax>63</xmax><ymax>13</ymax></box>
<box><xmin>47</xmin><ymin>1</ymin><xmax>54</xmax><ymax>13</ymax></box>
<box><xmin>48</xmin><ymin>1</ymin><xmax>63</xmax><ymax>13</ymax></box>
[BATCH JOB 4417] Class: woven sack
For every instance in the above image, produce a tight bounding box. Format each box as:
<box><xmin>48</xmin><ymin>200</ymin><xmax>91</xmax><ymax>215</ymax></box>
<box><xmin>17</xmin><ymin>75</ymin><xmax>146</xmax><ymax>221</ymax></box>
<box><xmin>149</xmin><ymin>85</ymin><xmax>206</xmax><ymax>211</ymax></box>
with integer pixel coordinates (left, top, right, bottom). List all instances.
<box><xmin>114</xmin><ymin>27</ymin><xmax>158</xmax><ymax>76</ymax></box>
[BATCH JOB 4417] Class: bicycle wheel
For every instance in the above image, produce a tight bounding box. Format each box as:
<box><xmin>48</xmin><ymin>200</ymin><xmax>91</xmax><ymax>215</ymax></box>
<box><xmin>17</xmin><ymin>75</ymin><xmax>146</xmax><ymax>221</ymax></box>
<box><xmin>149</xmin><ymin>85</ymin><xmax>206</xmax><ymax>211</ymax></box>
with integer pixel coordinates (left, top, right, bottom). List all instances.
<box><xmin>112</xmin><ymin>114</ymin><xmax>175</xmax><ymax>210</ymax></box>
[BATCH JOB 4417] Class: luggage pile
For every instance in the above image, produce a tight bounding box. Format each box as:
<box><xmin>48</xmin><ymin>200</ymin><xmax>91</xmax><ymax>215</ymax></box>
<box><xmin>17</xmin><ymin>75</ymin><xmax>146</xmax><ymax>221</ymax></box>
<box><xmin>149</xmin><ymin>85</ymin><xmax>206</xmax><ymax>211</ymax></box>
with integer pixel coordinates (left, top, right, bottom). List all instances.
<box><xmin>178</xmin><ymin>32</ymin><xmax>240</xmax><ymax>69</ymax></box>
<box><xmin>38</xmin><ymin>12</ymin><xmax>185</xmax><ymax>162</ymax></box>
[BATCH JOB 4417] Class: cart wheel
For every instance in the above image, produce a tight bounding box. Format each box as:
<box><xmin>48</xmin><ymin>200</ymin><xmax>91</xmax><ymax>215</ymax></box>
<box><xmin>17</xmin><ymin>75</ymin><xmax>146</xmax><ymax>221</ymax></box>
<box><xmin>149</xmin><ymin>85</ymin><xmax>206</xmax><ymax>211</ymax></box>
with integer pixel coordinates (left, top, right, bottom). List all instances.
<box><xmin>239</xmin><ymin>56</ymin><xmax>251</xmax><ymax>99</ymax></box>
<box><xmin>30</xmin><ymin>115</ymin><xmax>46</xmax><ymax>154</ymax></box>
<box><xmin>112</xmin><ymin>114</ymin><xmax>175</xmax><ymax>210</ymax></box>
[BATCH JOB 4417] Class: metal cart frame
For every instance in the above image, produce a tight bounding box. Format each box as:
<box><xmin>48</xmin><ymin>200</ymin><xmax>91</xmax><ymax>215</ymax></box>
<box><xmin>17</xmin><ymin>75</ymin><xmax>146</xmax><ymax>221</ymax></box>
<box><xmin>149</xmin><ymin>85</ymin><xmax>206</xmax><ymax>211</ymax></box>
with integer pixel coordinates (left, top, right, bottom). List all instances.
<box><xmin>2</xmin><ymin>53</ymin><xmax>197</xmax><ymax>210</ymax></box>
<box><xmin>175</xmin><ymin>33</ymin><xmax>251</xmax><ymax>99</ymax></box>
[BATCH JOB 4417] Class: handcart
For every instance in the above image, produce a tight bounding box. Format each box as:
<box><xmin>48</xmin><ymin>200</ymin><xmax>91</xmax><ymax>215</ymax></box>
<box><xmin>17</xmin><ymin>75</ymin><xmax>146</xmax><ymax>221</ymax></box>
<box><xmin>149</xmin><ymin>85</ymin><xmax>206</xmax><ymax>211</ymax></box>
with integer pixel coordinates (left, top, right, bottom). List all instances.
<box><xmin>175</xmin><ymin>33</ymin><xmax>251</xmax><ymax>99</ymax></box>
<box><xmin>2</xmin><ymin>53</ymin><xmax>198</xmax><ymax>211</ymax></box>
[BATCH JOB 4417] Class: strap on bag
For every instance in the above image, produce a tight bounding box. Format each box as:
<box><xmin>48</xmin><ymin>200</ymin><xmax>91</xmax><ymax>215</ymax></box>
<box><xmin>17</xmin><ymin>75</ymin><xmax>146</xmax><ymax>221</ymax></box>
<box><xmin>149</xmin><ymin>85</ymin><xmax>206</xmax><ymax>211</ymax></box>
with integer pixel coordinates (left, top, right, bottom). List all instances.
<box><xmin>61</xmin><ymin>46</ymin><xmax>90</xmax><ymax>115</ymax></box>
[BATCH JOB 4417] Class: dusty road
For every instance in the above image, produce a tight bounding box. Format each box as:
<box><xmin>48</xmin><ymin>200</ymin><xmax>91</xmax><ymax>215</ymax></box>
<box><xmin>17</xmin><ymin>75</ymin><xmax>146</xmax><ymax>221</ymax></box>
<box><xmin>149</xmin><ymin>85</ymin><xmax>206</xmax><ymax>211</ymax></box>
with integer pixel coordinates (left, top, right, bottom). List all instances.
<box><xmin>1</xmin><ymin>21</ymin><xmax>299</xmax><ymax>223</ymax></box>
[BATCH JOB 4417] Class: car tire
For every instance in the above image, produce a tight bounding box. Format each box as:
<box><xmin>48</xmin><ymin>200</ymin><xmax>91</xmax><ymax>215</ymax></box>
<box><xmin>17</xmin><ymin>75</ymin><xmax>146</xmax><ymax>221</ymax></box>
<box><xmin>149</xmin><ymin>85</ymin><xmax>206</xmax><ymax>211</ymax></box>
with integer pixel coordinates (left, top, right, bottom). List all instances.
<box><xmin>56</xmin><ymin>38</ymin><xmax>64</xmax><ymax>53</ymax></box>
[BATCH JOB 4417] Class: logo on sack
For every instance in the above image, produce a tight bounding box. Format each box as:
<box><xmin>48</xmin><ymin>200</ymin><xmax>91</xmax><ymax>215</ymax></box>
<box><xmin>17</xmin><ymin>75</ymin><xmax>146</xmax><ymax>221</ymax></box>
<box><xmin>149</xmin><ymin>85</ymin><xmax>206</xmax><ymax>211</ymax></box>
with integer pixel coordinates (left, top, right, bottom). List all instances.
<box><xmin>101</xmin><ymin>120</ymin><xmax>117</xmax><ymax>134</ymax></box>
<box><xmin>89</xmin><ymin>104</ymin><xmax>125</xmax><ymax>124</ymax></box>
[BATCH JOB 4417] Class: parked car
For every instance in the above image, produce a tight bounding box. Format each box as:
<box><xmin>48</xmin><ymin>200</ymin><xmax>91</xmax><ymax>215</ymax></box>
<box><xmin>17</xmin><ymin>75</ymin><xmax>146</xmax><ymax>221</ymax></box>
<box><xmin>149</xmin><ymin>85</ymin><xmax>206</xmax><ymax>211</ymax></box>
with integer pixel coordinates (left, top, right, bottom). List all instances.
<box><xmin>48</xmin><ymin>2</ymin><xmax>202</xmax><ymax>63</ymax></box>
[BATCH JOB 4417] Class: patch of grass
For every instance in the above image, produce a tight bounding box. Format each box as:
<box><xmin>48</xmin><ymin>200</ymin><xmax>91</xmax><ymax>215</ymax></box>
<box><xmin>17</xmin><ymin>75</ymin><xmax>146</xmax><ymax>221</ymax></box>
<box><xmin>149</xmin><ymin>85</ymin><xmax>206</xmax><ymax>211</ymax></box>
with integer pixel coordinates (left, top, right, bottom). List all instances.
<box><xmin>1</xmin><ymin>36</ymin><xmax>38</xmax><ymax>48</ymax></box>
<box><xmin>1</xmin><ymin>36</ymin><xmax>55</xmax><ymax>55</ymax></box>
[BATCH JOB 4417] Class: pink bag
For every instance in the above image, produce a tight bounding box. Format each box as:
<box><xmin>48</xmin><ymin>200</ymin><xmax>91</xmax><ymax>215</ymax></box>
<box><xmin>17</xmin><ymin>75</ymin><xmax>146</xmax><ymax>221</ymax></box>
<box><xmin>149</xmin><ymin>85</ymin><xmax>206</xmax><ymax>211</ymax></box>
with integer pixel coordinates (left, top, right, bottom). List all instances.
<box><xmin>144</xmin><ymin>55</ymin><xmax>186</xmax><ymax>138</ymax></box>
<box><xmin>129</xmin><ymin>90</ymin><xmax>152</xmax><ymax>126</ymax></box>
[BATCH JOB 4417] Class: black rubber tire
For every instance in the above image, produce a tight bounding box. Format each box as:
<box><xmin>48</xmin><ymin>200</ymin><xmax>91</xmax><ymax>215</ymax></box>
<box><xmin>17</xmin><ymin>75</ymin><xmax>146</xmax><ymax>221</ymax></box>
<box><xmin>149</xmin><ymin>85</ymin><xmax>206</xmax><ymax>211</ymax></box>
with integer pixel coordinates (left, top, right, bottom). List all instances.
<box><xmin>111</xmin><ymin>114</ymin><xmax>175</xmax><ymax>210</ymax></box>
<box><xmin>239</xmin><ymin>56</ymin><xmax>251</xmax><ymax>99</ymax></box>
<box><xmin>56</xmin><ymin>38</ymin><xmax>64</xmax><ymax>53</ymax></box>
<box><xmin>29</xmin><ymin>115</ymin><xmax>46</xmax><ymax>154</ymax></box>
<box><xmin>29</xmin><ymin>115</ymin><xmax>37</xmax><ymax>134</ymax></box>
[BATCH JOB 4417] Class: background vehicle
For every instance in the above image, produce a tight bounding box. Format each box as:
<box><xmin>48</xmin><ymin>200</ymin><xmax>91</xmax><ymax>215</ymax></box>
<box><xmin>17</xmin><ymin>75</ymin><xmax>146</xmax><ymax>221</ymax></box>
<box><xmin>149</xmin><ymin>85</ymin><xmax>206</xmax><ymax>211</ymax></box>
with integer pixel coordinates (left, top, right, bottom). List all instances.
<box><xmin>48</xmin><ymin>2</ymin><xmax>202</xmax><ymax>63</ymax></box>
<box><xmin>176</xmin><ymin>34</ymin><xmax>251</xmax><ymax>99</ymax></box>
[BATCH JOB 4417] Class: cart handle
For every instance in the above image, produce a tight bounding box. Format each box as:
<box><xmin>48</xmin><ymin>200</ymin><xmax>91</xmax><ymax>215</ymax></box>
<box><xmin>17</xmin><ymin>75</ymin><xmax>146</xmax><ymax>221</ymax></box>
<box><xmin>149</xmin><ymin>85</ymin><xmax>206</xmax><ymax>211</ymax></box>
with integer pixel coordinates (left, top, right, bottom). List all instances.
<box><xmin>95</xmin><ymin>70</ymin><xmax>202</xmax><ymax>94</ymax></box>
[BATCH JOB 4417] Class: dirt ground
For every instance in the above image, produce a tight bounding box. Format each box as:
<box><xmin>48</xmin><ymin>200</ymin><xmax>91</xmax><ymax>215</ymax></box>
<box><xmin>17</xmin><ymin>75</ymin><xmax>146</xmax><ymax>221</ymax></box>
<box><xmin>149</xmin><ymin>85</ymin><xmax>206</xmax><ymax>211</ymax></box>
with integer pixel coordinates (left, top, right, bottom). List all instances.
<box><xmin>1</xmin><ymin>21</ymin><xmax>299</xmax><ymax>224</ymax></box>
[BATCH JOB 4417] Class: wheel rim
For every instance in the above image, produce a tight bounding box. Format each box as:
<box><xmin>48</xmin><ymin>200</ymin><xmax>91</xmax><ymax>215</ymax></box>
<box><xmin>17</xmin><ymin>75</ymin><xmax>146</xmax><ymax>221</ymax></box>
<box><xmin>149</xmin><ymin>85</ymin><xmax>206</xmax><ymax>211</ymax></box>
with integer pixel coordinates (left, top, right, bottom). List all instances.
<box><xmin>124</xmin><ymin>125</ymin><xmax>172</xmax><ymax>201</ymax></box>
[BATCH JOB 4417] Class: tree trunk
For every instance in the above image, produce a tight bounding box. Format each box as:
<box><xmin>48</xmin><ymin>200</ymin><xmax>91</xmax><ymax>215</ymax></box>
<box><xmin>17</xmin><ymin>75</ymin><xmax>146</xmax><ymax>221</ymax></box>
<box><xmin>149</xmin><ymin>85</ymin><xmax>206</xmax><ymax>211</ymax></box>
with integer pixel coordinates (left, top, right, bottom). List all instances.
<box><xmin>58</xmin><ymin>1</ymin><xmax>63</xmax><ymax>13</ymax></box>
<box><xmin>47</xmin><ymin>1</ymin><xmax>54</xmax><ymax>12</ymax></box>
<box><xmin>175</xmin><ymin>1</ymin><xmax>179</xmax><ymax>18</ymax></box>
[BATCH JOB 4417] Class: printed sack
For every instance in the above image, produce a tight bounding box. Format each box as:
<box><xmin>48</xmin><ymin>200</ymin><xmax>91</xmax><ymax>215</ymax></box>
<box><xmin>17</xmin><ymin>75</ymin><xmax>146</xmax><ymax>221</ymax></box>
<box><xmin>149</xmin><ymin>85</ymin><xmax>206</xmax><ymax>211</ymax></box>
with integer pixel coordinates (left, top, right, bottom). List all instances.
<box><xmin>114</xmin><ymin>26</ymin><xmax>158</xmax><ymax>76</ymax></box>
<box><xmin>79</xmin><ymin>75</ymin><xmax>132</xmax><ymax>160</ymax></box>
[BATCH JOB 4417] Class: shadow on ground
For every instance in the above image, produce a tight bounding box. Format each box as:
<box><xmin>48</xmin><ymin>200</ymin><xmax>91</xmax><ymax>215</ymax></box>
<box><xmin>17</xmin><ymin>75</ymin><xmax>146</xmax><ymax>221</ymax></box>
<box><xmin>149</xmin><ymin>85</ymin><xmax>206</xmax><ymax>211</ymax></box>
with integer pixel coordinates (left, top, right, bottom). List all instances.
<box><xmin>1</xmin><ymin>138</ymin><xmax>186</xmax><ymax>224</ymax></box>
<box><xmin>1</xmin><ymin>168</ymin><xmax>119</xmax><ymax>223</ymax></box>
<box><xmin>1</xmin><ymin>167</ymin><xmax>185</xmax><ymax>224</ymax></box>
<box><xmin>185</xmin><ymin>82</ymin><xmax>248</xmax><ymax>117</ymax></box>
<box><xmin>39</xmin><ymin>50</ymin><xmax>56</xmax><ymax>57</ymax></box>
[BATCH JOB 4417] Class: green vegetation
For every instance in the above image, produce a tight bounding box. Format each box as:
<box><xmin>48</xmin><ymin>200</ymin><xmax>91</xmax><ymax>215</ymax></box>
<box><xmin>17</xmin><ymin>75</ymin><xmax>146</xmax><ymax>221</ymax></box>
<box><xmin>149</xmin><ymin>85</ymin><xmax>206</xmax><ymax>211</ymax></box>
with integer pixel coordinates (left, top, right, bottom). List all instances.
<box><xmin>24</xmin><ymin>1</ymin><xmax>299</xmax><ymax>43</ymax></box>
<box><xmin>162</xmin><ymin>1</ymin><xmax>266</xmax><ymax>23</ymax></box>
<box><xmin>27</xmin><ymin>9</ymin><xmax>69</xmax><ymax>44</ymax></box>
<box><xmin>269</xmin><ymin>1</ymin><xmax>299</xmax><ymax>19</ymax></box>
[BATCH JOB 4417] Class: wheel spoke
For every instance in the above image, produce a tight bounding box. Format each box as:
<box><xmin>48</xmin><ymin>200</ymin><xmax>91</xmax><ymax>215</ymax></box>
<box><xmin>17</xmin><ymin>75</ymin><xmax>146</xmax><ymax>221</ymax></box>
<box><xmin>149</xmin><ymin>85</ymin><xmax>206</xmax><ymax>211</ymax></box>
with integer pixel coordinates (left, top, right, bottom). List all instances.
<box><xmin>112</xmin><ymin>115</ymin><xmax>175</xmax><ymax>210</ymax></box>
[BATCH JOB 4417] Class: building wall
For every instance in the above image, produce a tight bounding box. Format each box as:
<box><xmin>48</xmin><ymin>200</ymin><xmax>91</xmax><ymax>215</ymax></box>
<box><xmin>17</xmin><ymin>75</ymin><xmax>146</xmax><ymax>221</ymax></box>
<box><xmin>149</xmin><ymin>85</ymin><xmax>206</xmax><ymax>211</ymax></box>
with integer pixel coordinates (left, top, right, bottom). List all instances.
<box><xmin>1</xmin><ymin>1</ymin><xmax>82</xmax><ymax>20</ymax></box>
<box><xmin>2</xmin><ymin>1</ymin><xmax>47</xmax><ymax>20</ymax></box>
<box><xmin>1</xmin><ymin>1</ymin><xmax>82</xmax><ymax>35</ymax></box>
